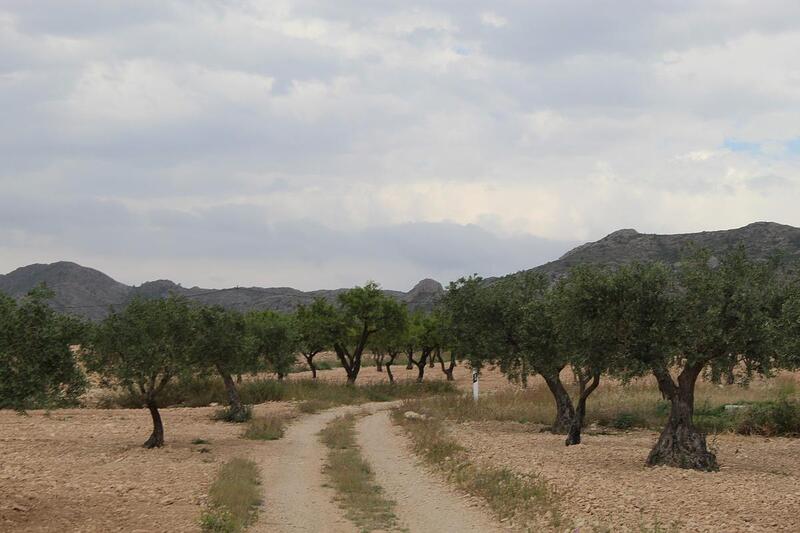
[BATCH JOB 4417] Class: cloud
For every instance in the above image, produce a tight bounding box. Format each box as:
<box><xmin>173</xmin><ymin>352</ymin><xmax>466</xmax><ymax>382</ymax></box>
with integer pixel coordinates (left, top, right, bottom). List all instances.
<box><xmin>1</xmin><ymin>1</ymin><xmax>800</xmax><ymax>288</ymax></box>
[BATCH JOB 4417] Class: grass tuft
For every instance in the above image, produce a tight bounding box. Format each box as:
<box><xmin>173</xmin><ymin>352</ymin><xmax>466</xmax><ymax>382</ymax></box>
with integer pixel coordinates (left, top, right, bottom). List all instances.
<box><xmin>297</xmin><ymin>399</ymin><xmax>335</xmax><ymax>414</ymax></box>
<box><xmin>319</xmin><ymin>414</ymin><xmax>403</xmax><ymax>532</ymax></box>
<box><xmin>200</xmin><ymin>458</ymin><xmax>261</xmax><ymax>532</ymax></box>
<box><xmin>243</xmin><ymin>414</ymin><xmax>288</xmax><ymax>440</ymax></box>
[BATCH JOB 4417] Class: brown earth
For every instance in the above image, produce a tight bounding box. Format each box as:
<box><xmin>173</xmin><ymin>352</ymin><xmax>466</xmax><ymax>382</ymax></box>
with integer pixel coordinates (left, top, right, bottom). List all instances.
<box><xmin>0</xmin><ymin>403</ymin><xmax>293</xmax><ymax>532</ymax></box>
<box><xmin>450</xmin><ymin>421</ymin><xmax>800</xmax><ymax>532</ymax></box>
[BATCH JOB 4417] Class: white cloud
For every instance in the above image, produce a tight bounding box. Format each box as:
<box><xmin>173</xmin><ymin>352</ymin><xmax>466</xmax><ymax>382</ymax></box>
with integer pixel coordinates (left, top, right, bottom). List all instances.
<box><xmin>1</xmin><ymin>1</ymin><xmax>800</xmax><ymax>287</ymax></box>
<box><xmin>480</xmin><ymin>11</ymin><xmax>507</xmax><ymax>28</ymax></box>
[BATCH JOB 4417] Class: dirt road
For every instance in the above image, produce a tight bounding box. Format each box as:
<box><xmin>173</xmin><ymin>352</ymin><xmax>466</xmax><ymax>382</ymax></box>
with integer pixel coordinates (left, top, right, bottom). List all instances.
<box><xmin>253</xmin><ymin>403</ymin><xmax>504</xmax><ymax>533</ymax></box>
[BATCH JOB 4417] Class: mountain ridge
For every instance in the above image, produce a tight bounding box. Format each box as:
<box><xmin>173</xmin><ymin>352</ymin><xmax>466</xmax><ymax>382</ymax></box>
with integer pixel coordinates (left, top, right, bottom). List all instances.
<box><xmin>0</xmin><ymin>262</ymin><xmax>445</xmax><ymax>320</ymax></box>
<box><xmin>3</xmin><ymin>221</ymin><xmax>800</xmax><ymax>320</ymax></box>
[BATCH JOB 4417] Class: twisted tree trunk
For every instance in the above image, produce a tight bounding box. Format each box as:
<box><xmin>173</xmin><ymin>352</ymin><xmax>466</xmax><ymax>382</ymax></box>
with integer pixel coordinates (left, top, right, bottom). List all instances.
<box><xmin>143</xmin><ymin>401</ymin><xmax>164</xmax><ymax>448</ymax></box>
<box><xmin>303</xmin><ymin>353</ymin><xmax>318</xmax><ymax>379</ymax></box>
<box><xmin>215</xmin><ymin>364</ymin><xmax>245</xmax><ymax>420</ymax></box>
<box><xmin>541</xmin><ymin>368</ymin><xmax>575</xmax><ymax>434</ymax></box>
<box><xmin>647</xmin><ymin>364</ymin><xmax>718</xmax><ymax>471</ymax></box>
<box><xmin>565</xmin><ymin>372</ymin><xmax>600</xmax><ymax>446</ymax></box>
<box><xmin>436</xmin><ymin>350</ymin><xmax>456</xmax><ymax>381</ymax></box>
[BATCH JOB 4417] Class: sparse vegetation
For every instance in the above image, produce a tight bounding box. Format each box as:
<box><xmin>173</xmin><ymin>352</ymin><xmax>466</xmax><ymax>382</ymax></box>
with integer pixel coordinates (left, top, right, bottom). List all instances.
<box><xmin>98</xmin><ymin>376</ymin><xmax>456</xmax><ymax>409</ymax></box>
<box><xmin>393</xmin><ymin>401</ymin><xmax>566</xmax><ymax>529</ymax></box>
<box><xmin>213</xmin><ymin>404</ymin><xmax>253</xmax><ymax>423</ymax></box>
<box><xmin>243</xmin><ymin>413</ymin><xmax>289</xmax><ymax>440</ymax></box>
<box><xmin>200</xmin><ymin>458</ymin><xmax>262</xmax><ymax>532</ymax></box>
<box><xmin>319</xmin><ymin>414</ymin><xmax>403</xmax><ymax>532</ymax></box>
<box><xmin>402</xmin><ymin>376</ymin><xmax>799</xmax><ymax>435</ymax></box>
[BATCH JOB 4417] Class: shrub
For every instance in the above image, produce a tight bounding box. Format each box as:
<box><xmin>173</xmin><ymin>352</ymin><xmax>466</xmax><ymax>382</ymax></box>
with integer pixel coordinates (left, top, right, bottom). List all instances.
<box><xmin>243</xmin><ymin>414</ymin><xmax>287</xmax><ymax>440</ymax></box>
<box><xmin>736</xmin><ymin>398</ymin><xmax>800</xmax><ymax>436</ymax></box>
<box><xmin>213</xmin><ymin>405</ymin><xmax>253</xmax><ymax>423</ymax></box>
<box><xmin>611</xmin><ymin>412</ymin><xmax>646</xmax><ymax>430</ymax></box>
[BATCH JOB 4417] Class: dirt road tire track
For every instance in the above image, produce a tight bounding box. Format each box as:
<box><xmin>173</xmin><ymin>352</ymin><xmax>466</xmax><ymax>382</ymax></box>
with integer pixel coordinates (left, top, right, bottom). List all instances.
<box><xmin>356</xmin><ymin>410</ymin><xmax>505</xmax><ymax>533</ymax></box>
<box><xmin>251</xmin><ymin>405</ymin><xmax>359</xmax><ymax>533</ymax></box>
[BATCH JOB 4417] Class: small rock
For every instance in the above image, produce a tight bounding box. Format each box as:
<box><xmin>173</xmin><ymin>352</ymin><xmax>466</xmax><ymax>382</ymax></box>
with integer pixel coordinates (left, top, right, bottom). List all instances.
<box><xmin>12</xmin><ymin>504</ymin><xmax>29</xmax><ymax>512</ymax></box>
<box><xmin>209</xmin><ymin>402</ymin><xmax>219</xmax><ymax>407</ymax></box>
<box><xmin>404</xmin><ymin>411</ymin><xmax>427</xmax><ymax>420</ymax></box>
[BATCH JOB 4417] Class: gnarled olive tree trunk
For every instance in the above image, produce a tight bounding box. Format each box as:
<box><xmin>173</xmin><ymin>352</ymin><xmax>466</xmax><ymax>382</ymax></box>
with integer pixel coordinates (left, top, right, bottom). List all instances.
<box><xmin>217</xmin><ymin>364</ymin><xmax>245</xmax><ymax>418</ymax></box>
<box><xmin>647</xmin><ymin>364</ymin><xmax>718</xmax><ymax>471</ymax></box>
<box><xmin>303</xmin><ymin>352</ymin><xmax>318</xmax><ymax>379</ymax></box>
<box><xmin>541</xmin><ymin>368</ymin><xmax>575</xmax><ymax>434</ymax></box>
<box><xmin>143</xmin><ymin>401</ymin><xmax>164</xmax><ymax>448</ymax></box>
<box><xmin>435</xmin><ymin>349</ymin><xmax>456</xmax><ymax>381</ymax></box>
<box><xmin>565</xmin><ymin>372</ymin><xmax>600</xmax><ymax>446</ymax></box>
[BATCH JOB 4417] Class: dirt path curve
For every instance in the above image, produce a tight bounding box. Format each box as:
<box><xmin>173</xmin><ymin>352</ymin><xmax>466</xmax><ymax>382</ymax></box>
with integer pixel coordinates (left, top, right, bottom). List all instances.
<box><xmin>356</xmin><ymin>410</ymin><xmax>505</xmax><ymax>533</ymax></box>
<box><xmin>252</xmin><ymin>402</ymin><xmax>396</xmax><ymax>533</ymax></box>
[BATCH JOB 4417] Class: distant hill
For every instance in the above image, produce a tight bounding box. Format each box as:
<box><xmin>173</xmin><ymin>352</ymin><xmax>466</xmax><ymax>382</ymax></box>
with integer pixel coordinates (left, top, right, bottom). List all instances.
<box><xmin>532</xmin><ymin>221</ymin><xmax>800</xmax><ymax>277</ymax></box>
<box><xmin>4</xmin><ymin>222</ymin><xmax>799</xmax><ymax>319</ymax></box>
<box><xmin>0</xmin><ymin>263</ymin><xmax>444</xmax><ymax>321</ymax></box>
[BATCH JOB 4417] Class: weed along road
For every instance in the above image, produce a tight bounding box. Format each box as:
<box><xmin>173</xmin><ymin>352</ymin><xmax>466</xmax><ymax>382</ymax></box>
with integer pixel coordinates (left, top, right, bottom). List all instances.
<box><xmin>252</xmin><ymin>404</ymin><xmax>362</xmax><ymax>533</ymax></box>
<box><xmin>356</xmin><ymin>409</ymin><xmax>505</xmax><ymax>533</ymax></box>
<box><xmin>252</xmin><ymin>402</ymin><xmax>506</xmax><ymax>533</ymax></box>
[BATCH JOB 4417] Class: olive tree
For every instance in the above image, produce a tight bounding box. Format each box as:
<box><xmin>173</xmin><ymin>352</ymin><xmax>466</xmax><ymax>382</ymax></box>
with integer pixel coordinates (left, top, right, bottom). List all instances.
<box><xmin>332</xmin><ymin>282</ymin><xmax>400</xmax><ymax>384</ymax></box>
<box><xmin>293</xmin><ymin>298</ymin><xmax>338</xmax><ymax>378</ymax></box>
<box><xmin>192</xmin><ymin>305</ymin><xmax>254</xmax><ymax>421</ymax></box>
<box><xmin>246</xmin><ymin>310</ymin><xmax>297</xmax><ymax>379</ymax></box>
<box><xmin>550</xmin><ymin>265</ymin><xmax>621</xmax><ymax>445</ymax></box>
<box><xmin>615</xmin><ymin>249</ymin><xmax>779</xmax><ymax>471</ymax></box>
<box><xmin>404</xmin><ymin>311</ymin><xmax>441</xmax><ymax>383</ymax></box>
<box><xmin>86</xmin><ymin>296</ymin><xmax>194</xmax><ymax>448</ymax></box>
<box><xmin>0</xmin><ymin>286</ymin><xmax>87</xmax><ymax>410</ymax></box>
<box><xmin>367</xmin><ymin>301</ymin><xmax>409</xmax><ymax>383</ymax></box>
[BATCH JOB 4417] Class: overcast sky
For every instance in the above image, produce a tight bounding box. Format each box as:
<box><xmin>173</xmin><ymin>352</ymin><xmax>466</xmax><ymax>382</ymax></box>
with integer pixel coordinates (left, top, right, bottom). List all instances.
<box><xmin>2</xmin><ymin>1</ymin><xmax>800</xmax><ymax>290</ymax></box>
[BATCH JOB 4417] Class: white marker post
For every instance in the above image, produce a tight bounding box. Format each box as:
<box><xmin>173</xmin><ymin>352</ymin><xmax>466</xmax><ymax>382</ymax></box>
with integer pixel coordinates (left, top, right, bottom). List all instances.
<box><xmin>472</xmin><ymin>369</ymin><xmax>479</xmax><ymax>402</ymax></box>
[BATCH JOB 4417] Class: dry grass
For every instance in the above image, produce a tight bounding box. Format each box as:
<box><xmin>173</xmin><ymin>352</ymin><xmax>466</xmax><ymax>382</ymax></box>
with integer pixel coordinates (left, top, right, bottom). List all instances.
<box><xmin>297</xmin><ymin>399</ymin><xmax>335</xmax><ymax>414</ymax></box>
<box><xmin>200</xmin><ymin>458</ymin><xmax>262</xmax><ymax>532</ymax></box>
<box><xmin>421</xmin><ymin>373</ymin><xmax>800</xmax><ymax>433</ymax></box>
<box><xmin>393</xmin><ymin>403</ymin><xmax>566</xmax><ymax>530</ymax></box>
<box><xmin>319</xmin><ymin>414</ymin><xmax>403</xmax><ymax>532</ymax></box>
<box><xmin>97</xmin><ymin>377</ymin><xmax>456</xmax><ymax>409</ymax></box>
<box><xmin>243</xmin><ymin>413</ymin><xmax>290</xmax><ymax>440</ymax></box>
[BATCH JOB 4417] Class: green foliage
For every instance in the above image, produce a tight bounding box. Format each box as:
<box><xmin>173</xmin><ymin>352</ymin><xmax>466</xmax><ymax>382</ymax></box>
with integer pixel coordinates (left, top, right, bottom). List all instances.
<box><xmin>85</xmin><ymin>295</ymin><xmax>194</xmax><ymax>405</ymax></box>
<box><xmin>736</xmin><ymin>398</ymin><xmax>800</xmax><ymax>436</ymax></box>
<box><xmin>0</xmin><ymin>285</ymin><xmax>86</xmax><ymax>410</ymax></box>
<box><xmin>245</xmin><ymin>310</ymin><xmax>297</xmax><ymax>378</ymax></box>
<box><xmin>672</xmin><ymin>247</ymin><xmax>779</xmax><ymax>380</ymax></box>
<box><xmin>293</xmin><ymin>298</ymin><xmax>339</xmax><ymax>359</ymax></box>
<box><xmin>332</xmin><ymin>281</ymin><xmax>405</xmax><ymax>381</ymax></box>
<box><xmin>192</xmin><ymin>305</ymin><xmax>254</xmax><ymax>377</ymax></box>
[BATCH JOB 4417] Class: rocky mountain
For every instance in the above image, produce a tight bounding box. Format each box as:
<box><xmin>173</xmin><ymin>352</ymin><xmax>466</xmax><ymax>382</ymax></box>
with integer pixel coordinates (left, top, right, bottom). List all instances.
<box><xmin>4</xmin><ymin>222</ymin><xmax>799</xmax><ymax>320</ymax></box>
<box><xmin>532</xmin><ymin>221</ymin><xmax>800</xmax><ymax>277</ymax></box>
<box><xmin>0</xmin><ymin>263</ymin><xmax>444</xmax><ymax>321</ymax></box>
